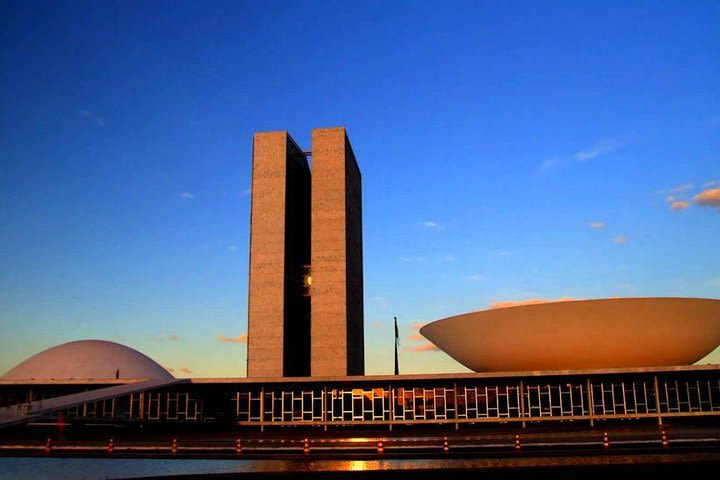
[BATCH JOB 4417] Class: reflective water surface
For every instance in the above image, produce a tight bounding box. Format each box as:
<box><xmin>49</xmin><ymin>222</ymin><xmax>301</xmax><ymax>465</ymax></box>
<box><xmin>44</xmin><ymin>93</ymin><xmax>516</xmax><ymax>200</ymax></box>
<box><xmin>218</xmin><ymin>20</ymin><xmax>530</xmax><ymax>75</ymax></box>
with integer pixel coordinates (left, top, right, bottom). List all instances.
<box><xmin>0</xmin><ymin>455</ymin><xmax>715</xmax><ymax>479</ymax></box>
<box><xmin>0</xmin><ymin>458</ymin><xmax>396</xmax><ymax>480</ymax></box>
<box><xmin>1</xmin><ymin>458</ymin><xmax>244</xmax><ymax>480</ymax></box>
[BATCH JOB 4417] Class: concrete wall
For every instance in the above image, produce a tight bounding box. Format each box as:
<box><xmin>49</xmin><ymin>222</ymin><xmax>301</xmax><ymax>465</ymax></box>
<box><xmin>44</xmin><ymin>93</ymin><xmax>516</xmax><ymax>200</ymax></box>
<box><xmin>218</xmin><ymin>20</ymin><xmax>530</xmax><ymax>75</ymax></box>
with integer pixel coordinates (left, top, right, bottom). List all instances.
<box><xmin>247</xmin><ymin>132</ymin><xmax>311</xmax><ymax>377</ymax></box>
<box><xmin>344</xmin><ymin>135</ymin><xmax>365</xmax><ymax>375</ymax></box>
<box><xmin>311</xmin><ymin>127</ymin><xmax>364</xmax><ymax>376</ymax></box>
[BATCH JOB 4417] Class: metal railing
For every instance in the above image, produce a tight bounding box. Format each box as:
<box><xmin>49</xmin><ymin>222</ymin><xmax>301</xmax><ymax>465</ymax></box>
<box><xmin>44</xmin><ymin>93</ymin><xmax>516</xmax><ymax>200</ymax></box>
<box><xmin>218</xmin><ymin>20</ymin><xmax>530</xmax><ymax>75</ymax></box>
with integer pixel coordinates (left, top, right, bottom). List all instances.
<box><xmin>45</xmin><ymin>372</ymin><xmax>720</xmax><ymax>428</ymax></box>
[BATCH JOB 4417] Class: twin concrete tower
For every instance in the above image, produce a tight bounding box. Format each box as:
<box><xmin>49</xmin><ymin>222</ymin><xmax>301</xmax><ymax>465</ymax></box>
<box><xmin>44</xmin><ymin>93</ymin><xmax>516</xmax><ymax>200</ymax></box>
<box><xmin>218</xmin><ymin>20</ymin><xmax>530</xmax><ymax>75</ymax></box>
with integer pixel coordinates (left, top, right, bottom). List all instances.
<box><xmin>247</xmin><ymin>127</ymin><xmax>364</xmax><ymax>378</ymax></box>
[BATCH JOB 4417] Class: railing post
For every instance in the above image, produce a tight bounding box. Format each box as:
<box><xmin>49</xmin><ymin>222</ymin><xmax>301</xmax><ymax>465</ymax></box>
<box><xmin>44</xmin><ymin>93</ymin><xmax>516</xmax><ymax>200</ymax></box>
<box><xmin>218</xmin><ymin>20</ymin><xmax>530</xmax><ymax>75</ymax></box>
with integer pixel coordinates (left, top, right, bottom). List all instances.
<box><xmin>587</xmin><ymin>378</ymin><xmax>594</xmax><ymax>427</ymax></box>
<box><xmin>323</xmin><ymin>386</ymin><xmax>328</xmax><ymax>432</ymax></box>
<box><xmin>654</xmin><ymin>375</ymin><xmax>663</xmax><ymax>426</ymax></box>
<box><xmin>519</xmin><ymin>380</ymin><xmax>526</xmax><ymax>429</ymax></box>
<box><xmin>453</xmin><ymin>382</ymin><xmax>459</xmax><ymax>431</ymax></box>
<box><xmin>260</xmin><ymin>386</ymin><xmax>265</xmax><ymax>432</ymax></box>
<box><xmin>388</xmin><ymin>384</ymin><xmax>393</xmax><ymax>432</ymax></box>
<box><xmin>139</xmin><ymin>392</ymin><xmax>145</xmax><ymax>420</ymax></box>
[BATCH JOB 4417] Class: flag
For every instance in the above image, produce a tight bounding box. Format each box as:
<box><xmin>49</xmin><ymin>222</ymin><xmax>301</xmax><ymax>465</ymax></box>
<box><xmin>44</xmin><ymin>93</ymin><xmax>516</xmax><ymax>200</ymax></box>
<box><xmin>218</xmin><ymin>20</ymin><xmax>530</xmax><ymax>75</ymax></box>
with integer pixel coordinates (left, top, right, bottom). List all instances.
<box><xmin>394</xmin><ymin>316</ymin><xmax>399</xmax><ymax>375</ymax></box>
<box><xmin>394</xmin><ymin>317</ymin><xmax>399</xmax><ymax>346</ymax></box>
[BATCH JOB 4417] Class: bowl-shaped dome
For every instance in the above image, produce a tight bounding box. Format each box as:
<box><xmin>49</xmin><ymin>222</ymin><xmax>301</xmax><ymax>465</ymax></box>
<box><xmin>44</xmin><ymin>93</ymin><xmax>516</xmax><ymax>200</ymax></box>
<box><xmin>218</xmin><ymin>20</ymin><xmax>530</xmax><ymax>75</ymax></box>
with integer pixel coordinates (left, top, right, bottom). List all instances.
<box><xmin>420</xmin><ymin>298</ymin><xmax>720</xmax><ymax>372</ymax></box>
<box><xmin>1</xmin><ymin>340</ymin><xmax>174</xmax><ymax>380</ymax></box>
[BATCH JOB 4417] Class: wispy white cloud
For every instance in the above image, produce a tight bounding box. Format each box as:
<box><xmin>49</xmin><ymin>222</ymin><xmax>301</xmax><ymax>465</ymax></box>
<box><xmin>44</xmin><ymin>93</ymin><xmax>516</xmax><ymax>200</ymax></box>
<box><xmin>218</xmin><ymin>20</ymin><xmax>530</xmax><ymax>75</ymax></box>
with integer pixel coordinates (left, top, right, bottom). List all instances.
<box><xmin>613</xmin><ymin>234</ymin><xmax>629</xmax><ymax>244</ymax></box>
<box><xmin>179</xmin><ymin>191</ymin><xmax>195</xmax><ymax>200</ymax></box>
<box><xmin>704</xmin><ymin>180</ymin><xmax>718</xmax><ymax>188</ymax></box>
<box><xmin>575</xmin><ymin>141</ymin><xmax>620</xmax><ymax>161</ymax></box>
<box><xmin>656</xmin><ymin>183</ymin><xmax>696</xmax><ymax>199</ymax></box>
<box><xmin>218</xmin><ymin>334</ymin><xmax>248</xmax><ymax>343</ymax></box>
<box><xmin>670</xmin><ymin>183</ymin><xmax>694</xmax><ymax>194</ymax></box>
<box><xmin>112</xmin><ymin>335</ymin><xmax>127</xmax><ymax>342</ymax></box>
<box><xmin>441</xmin><ymin>254</ymin><xmax>456</xmax><ymax>262</ymax></box>
<box><xmin>540</xmin><ymin>140</ymin><xmax>620</xmax><ymax>171</ymax></box>
<box><xmin>227</xmin><ymin>244</ymin><xmax>238</xmax><ymax>252</ymax></box>
<box><xmin>419</xmin><ymin>220</ymin><xmax>441</xmax><ymax>229</ymax></box>
<box><xmin>242</xmin><ymin>187</ymin><xmax>251</xmax><ymax>197</ymax></box>
<box><xmin>590</xmin><ymin>222</ymin><xmax>605</xmax><ymax>229</ymax></box>
<box><xmin>467</xmin><ymin>274</ymin><xmax>483</xmax><ymax>281</ymax></box>
<box><xmin>540</xmin><ymin>157</ymin><xmax>561</xmax><ymax>170</ymax></box>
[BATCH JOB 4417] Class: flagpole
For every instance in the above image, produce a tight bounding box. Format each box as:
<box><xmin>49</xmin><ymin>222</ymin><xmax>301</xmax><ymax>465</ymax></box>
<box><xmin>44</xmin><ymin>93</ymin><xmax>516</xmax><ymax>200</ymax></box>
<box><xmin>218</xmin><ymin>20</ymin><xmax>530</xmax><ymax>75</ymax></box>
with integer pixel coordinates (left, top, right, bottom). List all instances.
<box><xmin>394</xmin><ymin>316</ymin><xmax>399</xmax><ymax>375</ymax></box>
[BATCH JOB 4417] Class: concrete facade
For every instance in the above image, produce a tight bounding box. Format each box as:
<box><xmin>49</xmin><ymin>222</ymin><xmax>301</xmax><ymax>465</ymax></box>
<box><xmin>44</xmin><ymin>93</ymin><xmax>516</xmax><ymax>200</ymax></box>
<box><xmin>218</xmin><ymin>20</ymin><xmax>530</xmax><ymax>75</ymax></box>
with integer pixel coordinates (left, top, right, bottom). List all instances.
<box><xmin>311</xmin><ymin>127</ymin><xmax>365</xmax><ymax>376</ymax></box>
<box><xmin>247</xmin><ymin>131</ymin><xmax>311</xmax><ymax>377</ymax></box>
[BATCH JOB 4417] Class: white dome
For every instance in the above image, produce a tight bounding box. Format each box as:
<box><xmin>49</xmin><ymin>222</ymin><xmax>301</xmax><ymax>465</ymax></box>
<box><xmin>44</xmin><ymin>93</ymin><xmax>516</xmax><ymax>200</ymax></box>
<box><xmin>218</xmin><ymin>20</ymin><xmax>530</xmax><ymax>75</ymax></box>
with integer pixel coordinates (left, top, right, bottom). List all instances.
<box><xmin>1</xmin><ymin>340</ymin><xmax>174</xmax><ymax>380</ymax></box>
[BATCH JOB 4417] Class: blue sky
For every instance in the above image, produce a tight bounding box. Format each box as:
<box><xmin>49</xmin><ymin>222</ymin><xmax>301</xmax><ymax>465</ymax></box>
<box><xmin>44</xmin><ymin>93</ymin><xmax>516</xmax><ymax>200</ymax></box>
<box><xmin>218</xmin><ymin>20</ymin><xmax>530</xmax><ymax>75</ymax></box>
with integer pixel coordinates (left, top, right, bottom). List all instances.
<box><xmin>1</xmin><ymin>1</ymin><xmax>719</xmax><ymax>377</ymax></box>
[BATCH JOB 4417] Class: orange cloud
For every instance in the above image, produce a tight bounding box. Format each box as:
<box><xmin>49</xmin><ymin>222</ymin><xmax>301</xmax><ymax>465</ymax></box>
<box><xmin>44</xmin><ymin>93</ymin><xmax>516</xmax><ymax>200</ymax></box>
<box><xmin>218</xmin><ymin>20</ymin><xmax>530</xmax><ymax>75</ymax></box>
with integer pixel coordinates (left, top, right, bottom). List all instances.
<box><xmin>167</xmin><ymin>334</ymin><xmax>179</xmax><ymax>341</ymax></box>
<box><xmin>407</xmin><ymin>343</ymin><xmax>440</xmax><ymax>352</ymax></box>
<box><xmin>489</xmin><ymin>297</ymin><xmax>576</xmax><ymax>309</ymax></box>
<box><xmin>590</xmin><ymin>222</ymin><xmax>605</xmax><ymax>229</ymax></box>
<box><xmin>179</xmin><ymin>367</ymin><xmax>192</xmax><ymax>374</ymax></box>
<box><xmin>694</xmin><ymin>188</ymin><xmax>720</xmax><ymax>208</ymax></box>
<box><xmin>613</xmin><ymin>234</ymin><xmax>629</xmax><ymax>244</ymax></box>
<box><xmin>218</xmin><ymin>334</ymin><xmax>248</xmax><ymax>343</ymax></box>
<box><xmin>670</xmin><ymin>201</ymin><xmax>689</xmax><ymax>210</ymax></box>
<box><xmin>163</xmin><ymin>366</ymin><xmax>175</xmax><ymax>373</ymax></box>
<box><xmin>404</xmin><ymin>322</ymin><xmax>436</xmax><ymax>351</ymax></box>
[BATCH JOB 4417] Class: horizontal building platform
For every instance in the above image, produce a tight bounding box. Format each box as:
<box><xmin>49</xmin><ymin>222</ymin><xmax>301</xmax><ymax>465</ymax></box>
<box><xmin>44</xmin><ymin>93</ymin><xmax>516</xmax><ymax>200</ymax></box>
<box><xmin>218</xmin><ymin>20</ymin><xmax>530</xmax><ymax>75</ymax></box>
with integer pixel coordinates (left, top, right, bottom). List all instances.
<box><xmin>2</xmin><ymin>364</ymin><xmax>717</xmax><ymax>385</ymax></box>
<box><xmin>1</xmin><ymin>365</ymin><xmax>719</xmax><ymax>431</ymax></box>
<box><xmin>190</xmin><ymin>364</ymin><xmax>720</xmax><ymax>384</ymax></box>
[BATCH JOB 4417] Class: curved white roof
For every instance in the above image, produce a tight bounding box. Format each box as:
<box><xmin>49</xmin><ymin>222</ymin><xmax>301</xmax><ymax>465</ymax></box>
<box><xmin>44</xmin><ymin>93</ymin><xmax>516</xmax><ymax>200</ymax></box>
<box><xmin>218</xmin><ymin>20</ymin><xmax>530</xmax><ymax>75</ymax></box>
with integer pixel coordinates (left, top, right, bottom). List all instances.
<box><xmin>421</xmin><ymin>297</ymin><xmax>720</xmax><ymax>372</ymax></box>
<box><xmin>0</xmin><ymin>340</ymin><xmax>174</xmax><ymax>380</ymax></box>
